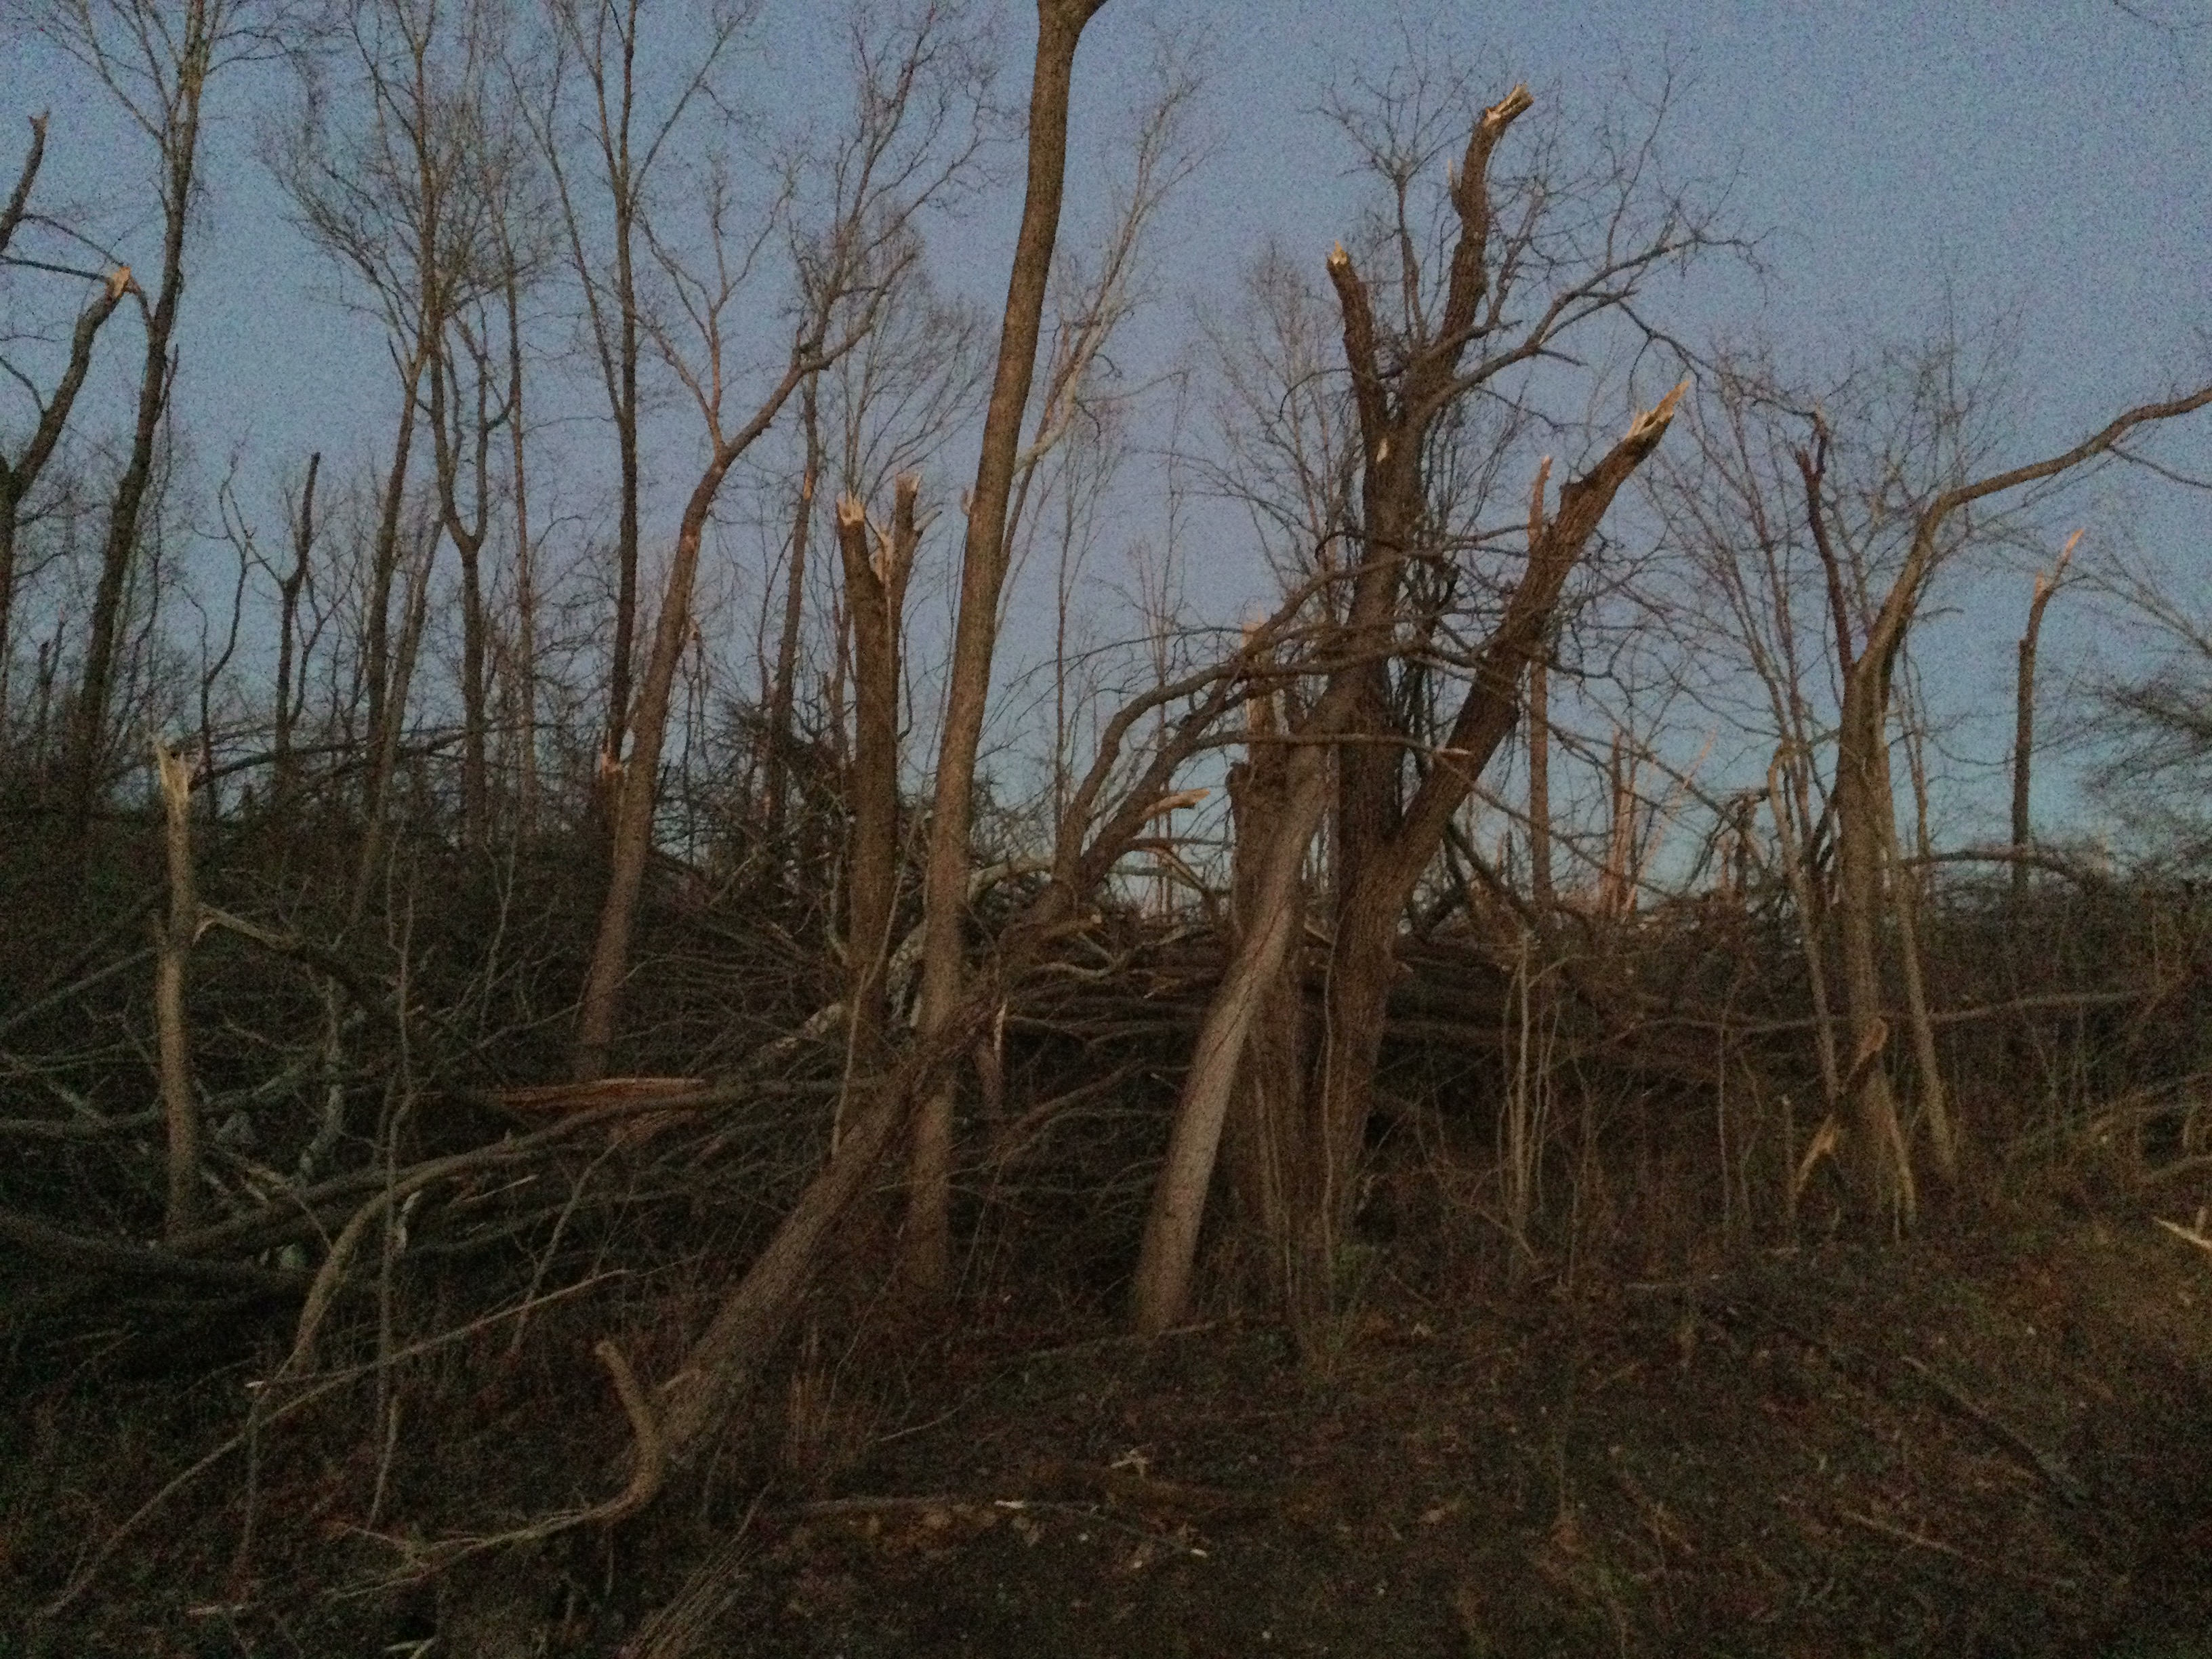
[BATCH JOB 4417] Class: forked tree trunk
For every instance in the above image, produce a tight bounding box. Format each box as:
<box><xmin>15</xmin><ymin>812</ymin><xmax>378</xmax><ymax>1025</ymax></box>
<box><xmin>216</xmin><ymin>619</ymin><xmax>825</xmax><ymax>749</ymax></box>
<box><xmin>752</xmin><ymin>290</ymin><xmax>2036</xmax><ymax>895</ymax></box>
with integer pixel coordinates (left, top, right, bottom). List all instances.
<box><xmin>903</xmin><ymin>0</ymin><xmax>1114</xmax><ymax>1297</ymax></box>
<box><xmin>574</xmin><ymin>359</ymin><xmax>815</xmax><ymax>1080</ymax></box>
<box><xmin>1132</xmin><ymin>386</ymin><xmax>1685</xmax><ymax>1336</ymax></box>
<box><xmin>1134</xmin><ymin>82</ymin><xmax>1692</xmax><ymax>1334</ymax></box>
<box><xmin>1303</xmin><ymin>404</ymin><xmax>1681</xmax><ymax>1292</ymax></box>
<box><xmin>1219</xmin><ymin>678</ymin><xmax>1312</xmax><ymax>1315</ymax></box>
<box><xmin>1</xmin><ymin>243</ymin><xmax>133</xmax><ymax>747</ymax></box>
<box><xmin>1828</xmin><ymin>388</ymin><xmax>2212</xmax><ymax>1229</ymax></box>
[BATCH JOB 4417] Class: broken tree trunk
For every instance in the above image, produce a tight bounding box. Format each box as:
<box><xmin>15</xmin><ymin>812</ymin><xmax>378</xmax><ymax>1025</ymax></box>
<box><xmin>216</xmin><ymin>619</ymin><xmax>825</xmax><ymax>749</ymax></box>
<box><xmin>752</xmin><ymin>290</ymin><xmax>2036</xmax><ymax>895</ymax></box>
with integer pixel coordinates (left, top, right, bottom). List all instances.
<box><xmin>836</xmin><ymin>478</ymin><xmax>920</xmax><ymax>1080</ymax></box>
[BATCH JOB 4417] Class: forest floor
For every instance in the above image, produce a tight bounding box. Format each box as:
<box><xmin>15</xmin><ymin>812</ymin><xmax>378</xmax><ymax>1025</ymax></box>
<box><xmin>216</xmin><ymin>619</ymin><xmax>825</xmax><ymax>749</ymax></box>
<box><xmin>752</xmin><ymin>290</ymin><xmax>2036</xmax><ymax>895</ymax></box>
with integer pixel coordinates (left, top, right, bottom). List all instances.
<box><xmin>9</xmin><ymin>1196</ymin><xmax>2212</xmax><ymax>1657</ymax></box>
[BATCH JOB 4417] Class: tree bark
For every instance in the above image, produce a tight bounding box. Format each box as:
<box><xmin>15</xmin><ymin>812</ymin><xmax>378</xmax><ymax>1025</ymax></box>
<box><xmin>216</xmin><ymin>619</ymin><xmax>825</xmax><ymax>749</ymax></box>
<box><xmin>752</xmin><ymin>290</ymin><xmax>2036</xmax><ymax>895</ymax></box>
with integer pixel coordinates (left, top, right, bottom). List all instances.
<box><xmin>426</xmin><ymin>337</ymin><xmax>499</xmax><ymax>851</ymax></box>
<box><xmin>1527</xmin><ymin>647</ymin><xmax>1553</xmax><ymax>912</ymax></box>
<box><xmin>1219</xmin><ymin>680</ymin><xmax>1311</xmax><ymax>1317</ymax></box>
<box><xmin>836</xmin><ymin>478</ymin><xmax>918</xmax><ymax>1076</ymax></box>
<box><xmin>2012</xmin><ymin>531</ymin><xmax>2078</xmax><ymax>903</ymax></box>
<box><xmin>152</xmin><ymin>742</ymin><xmax>200</xmax><ymax>1239</ymax></box>
<box><xmin>503</xmin><ymin>249</ymin><xmax>539</xmax><ymax>838</ymax></box>
<box><xmin>764</xmin><ymin>376</ymin><xmax>822</xmax><ymax>852</ymax></box>
<box><xmin>903</xmin><ymin>0</ymin><xmax>1113</xmax><ymax>1297</ymax></box>
<box><xmin>272</xmin><ymin>451</ymin><xmax>320</xmax><ymax>822</ymax></box>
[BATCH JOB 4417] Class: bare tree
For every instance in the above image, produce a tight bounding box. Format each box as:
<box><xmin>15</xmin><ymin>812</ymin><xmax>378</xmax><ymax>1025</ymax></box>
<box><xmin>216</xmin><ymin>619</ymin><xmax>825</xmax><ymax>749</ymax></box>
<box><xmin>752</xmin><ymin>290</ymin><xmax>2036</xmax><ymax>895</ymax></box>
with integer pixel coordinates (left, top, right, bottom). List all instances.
<box><xmin>28</xmin><ymin>0</ymin><xmax>276</xmax><ymax>839</ymax></box>
<box><xmin>0</xmin><ymin>117</ymin><xmax>137</xmax><ymax>743</ymax></box>
<box><xmin>268</xmin><ymin>0</ymin><xmax>512</xmax><ymax>901</ymax></box>
<box><xmin>901</xmin><ymin>0</ymin><xmax>1128</xmax><ymax>1298</ymax></box>
<box><xmin>1822</xmin><ymin>385</ymin><xmax>2212</xmax><ymax>1224</ymax></box>
<box><xmin>572</xmin><ymin>0</ymin><xmax>994</xmax><ymax>1080</ymax></box>
<box><xmin>1133</xmin><ymin>70</ymin><xmax>1718</xmax><ymax>1335</ymax></box>
<box><xmin>527</xmin><ymin>0</ymin><xmax>755</xmax><ymax>840</ymax></box>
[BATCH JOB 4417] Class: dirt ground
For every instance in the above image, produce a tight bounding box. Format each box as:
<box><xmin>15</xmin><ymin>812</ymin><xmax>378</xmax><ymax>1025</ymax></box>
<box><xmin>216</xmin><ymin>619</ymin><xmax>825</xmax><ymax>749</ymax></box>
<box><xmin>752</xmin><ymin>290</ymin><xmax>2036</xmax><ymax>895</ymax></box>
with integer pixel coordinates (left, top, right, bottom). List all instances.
<box><xmin>9</xmin><ymin>1202</ymin><xmax>2212</xmax><ymax>1657</ymax></box>
<box><xmin>673</xmin><ymin>1212</ymin><xmax>2212</xmax><ymax>1659</ymax></box>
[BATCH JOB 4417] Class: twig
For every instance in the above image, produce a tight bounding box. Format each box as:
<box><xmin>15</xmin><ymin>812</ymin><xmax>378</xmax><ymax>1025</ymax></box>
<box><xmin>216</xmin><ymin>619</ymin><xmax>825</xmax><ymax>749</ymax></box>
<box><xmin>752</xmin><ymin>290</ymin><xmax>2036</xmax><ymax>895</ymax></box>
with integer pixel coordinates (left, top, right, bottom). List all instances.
<box><xmin>338</xmin><ymin>1337</ymin><xmax>665</xmax><ymax>1591</ymax></box>
<box><xmin>1901</xmin><ymin>1354</ymin><xmax>2086</xmax><ymax>1504</ymax></box>
<box><xmin>779</xmin><ymin>1491</ymin><xmax>1214</xmax><ymax>1553</ymax></box>
<box><xmin>37</xmin><ymin>1273</ymin><xmax>615</xmax><ymax>1621</ymax></box>
<box><xmin>2155</xmin><ymin>1216</ymin><xmax>2212</xmax><ymax>1256</ymax></box>
<box><xmin>0</xmin><ymin>897</ymin><xmax>162</xmax><ymax>1042</ymax></box>
<box><xmin>1837</xmin><ymin>1507</ymin><xmax>2078</xmax><ymax>1593</ymax></box>
<box><xmin>615</xmin><ymin>1489</ymin><xmax>768</xmax><ymax>1659</ymax></box>
<box><xmin>0</xmin><ymin>1204</ymin><xmax>308</xmax><ymax>1291</ymax></box>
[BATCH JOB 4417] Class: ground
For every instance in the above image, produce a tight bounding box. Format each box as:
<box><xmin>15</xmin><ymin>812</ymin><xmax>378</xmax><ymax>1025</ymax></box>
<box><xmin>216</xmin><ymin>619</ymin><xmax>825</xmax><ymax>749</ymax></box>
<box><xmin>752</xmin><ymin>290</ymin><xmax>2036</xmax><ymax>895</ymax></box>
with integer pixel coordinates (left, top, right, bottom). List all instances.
<box><xmin>9</xmin><ymin>1202</ymin><xmax>2212</xmax><ymax>1656</ymax></box>
<box><xmin>680</xmin><ymin>1212</ymin><xmax>2212</xmax><ymax>1658</ymax></box>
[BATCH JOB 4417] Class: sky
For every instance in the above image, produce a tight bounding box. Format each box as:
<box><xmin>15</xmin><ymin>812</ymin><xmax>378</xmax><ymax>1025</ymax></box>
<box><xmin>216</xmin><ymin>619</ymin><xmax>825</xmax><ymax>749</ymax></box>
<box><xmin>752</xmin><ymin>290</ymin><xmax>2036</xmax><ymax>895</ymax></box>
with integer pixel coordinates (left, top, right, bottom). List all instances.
<box><xmin>2</xmin><ymin>0</ymin><xmax>2208</xmax><ymax>851</ymax></box>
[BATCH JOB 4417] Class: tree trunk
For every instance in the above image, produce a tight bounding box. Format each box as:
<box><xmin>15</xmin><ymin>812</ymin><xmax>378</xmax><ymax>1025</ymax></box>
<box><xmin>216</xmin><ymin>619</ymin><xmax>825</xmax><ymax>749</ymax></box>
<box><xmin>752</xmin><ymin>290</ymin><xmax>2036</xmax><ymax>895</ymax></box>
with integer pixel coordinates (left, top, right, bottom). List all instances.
<box><xmin>1220</xmin><ymin>680</ymin><xmax>1311</xmax><ymax>1317</ymax></box>
<box><xmin>1132</xmin><ymin>736</ymin><xmax>1332</xmax><ymax>1336</ymax></box>
<box><xmin>1831</xmin><ymin>668</ymin><xmax>1915</xmax><ymax>1225</ymax></box>
<box><xmin>352</xmin><ymin>528</ymin><xmax>438</xmax><ymax>921</ymax></box>
<box><xmin>504</xmin><ymin>253</ymin><xmax>539</xmax><ymax>838</ymax></box>
<box><xmin>1827</xmin><ymin>392</ymin><xmax>2210</xmax><ymax>1227</ymax></box>
<box><xmin>1879</xmin><ymin>760</ymin><xmax>1954</xmax><ymax>1187</ymax></box>
<box><xmin>152</xmin><ymin>741</ymin><xmax>200</xmax><ymax>1239</ymax></box>
<box><xmin>836</xmin><ymin>478</ymin><xmax>918</xmax><ymax>1076</ymax></box>
<box><xmin>903</xmin><ymin>0</ymin><xmax>1113</xmax><ymax>1297</ymax></box>
<box><xmin>69</xmin><ymin>3</ymin><xmax>209</xmax><ymax>842</ymax></box>
<box><xmin>575</xmin><ymin>356</ymin><xmax>813</xmax><ymax>1080</ymax></box>
<box><xmin>2011</xmin><ymin>532</ymin><xmax>2078</xmax><ymax>903</ymax></box>
<box><xmin>361</xmin><ymin>354</ymin><xmax>429</xmax><ymax>843</ymax></box>
<box><xmin>1527</xmin><ymin>648</ymin><xmax>1553</xmax><ymax>912</ymax></box>
<box><xmin>600</xmin><ymin>203</ymin><xmax>644</xmax><ymax>846</ymax></box>
<box><xmin>764</xmin><ymin>376</ymin><xmax>821</xmax><ymax>853</ymax></box>
<box><xmin>1</xmin><ymin>258</ymin><xmax>133</xmax><ymax>752</ymax></box>
<box><xmin>272</xmin><ymin>452</ymin><xmax>320</xmax><ymax>822</ymax></box>
<box><xmin>576</xmin><ymin>470</ymin><xmax>726</xmax><ymax>1080</ymax></box>
<box><xmin>427</xmin><ymin>342</ymin><xmax>495</xmax><ymax>851</ymax></box>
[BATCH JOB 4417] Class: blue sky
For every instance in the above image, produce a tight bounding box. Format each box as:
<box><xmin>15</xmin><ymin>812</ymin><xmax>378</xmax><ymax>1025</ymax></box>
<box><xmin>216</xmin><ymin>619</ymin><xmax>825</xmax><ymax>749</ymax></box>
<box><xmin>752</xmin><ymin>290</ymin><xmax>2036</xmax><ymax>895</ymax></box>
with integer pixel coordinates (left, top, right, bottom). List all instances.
<box><xmin>3</xmin><ymin>0</ymin><xmax>2207</xmax><ymax>850</ymax></box>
